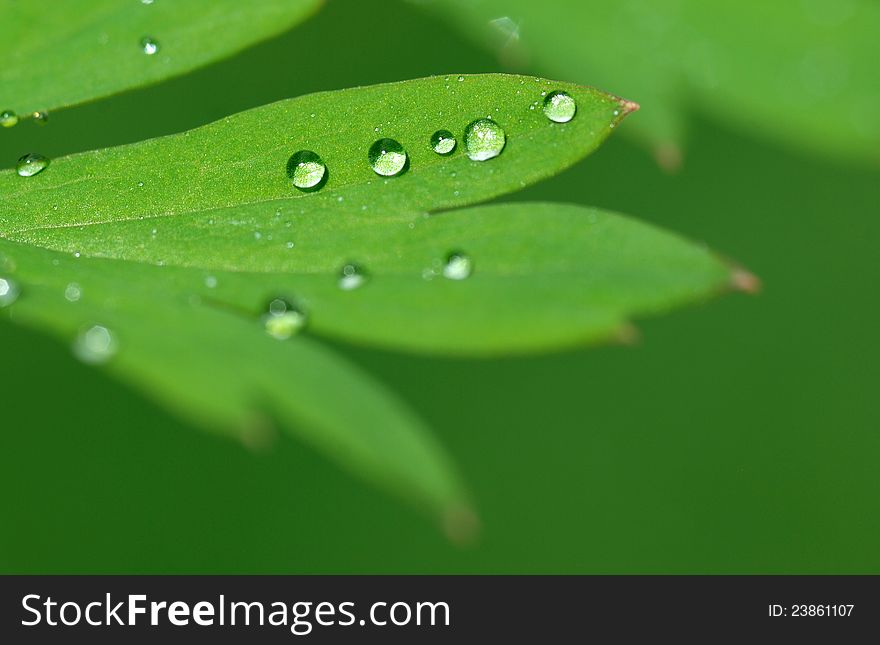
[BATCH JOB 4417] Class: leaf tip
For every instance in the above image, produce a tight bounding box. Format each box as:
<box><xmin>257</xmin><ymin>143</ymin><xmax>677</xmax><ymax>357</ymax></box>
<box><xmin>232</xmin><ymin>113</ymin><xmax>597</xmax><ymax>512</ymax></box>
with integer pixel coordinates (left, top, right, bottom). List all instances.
<box><xmin>620</xmin><ymin>99</ymin><xmax>640</xmax><ymax>114</ymax></box>
<box><xmin>442</xmin><ymin>503</ymin><xmax>481</xmax><ymax>547</ymax></box>
<box><xmin>653</xmin><ymin>142</ymin><xmax>684</xmax><ymax>173</ymax></box>
<box><xmin>613</xmin><ymin>322</ymin><xmax>642</xmax><ymax>346</ymax></box>
<box><xmin>730</xmin><ymin>267</ymin><xmax>762</xmax><ymax>294</ymax></box>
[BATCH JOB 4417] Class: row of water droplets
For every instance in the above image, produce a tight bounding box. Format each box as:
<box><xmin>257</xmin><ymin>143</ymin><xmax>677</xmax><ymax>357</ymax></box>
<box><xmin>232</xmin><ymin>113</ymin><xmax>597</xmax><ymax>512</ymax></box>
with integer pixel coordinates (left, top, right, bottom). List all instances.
<box><xmin>288</xmin><ymin>88</ymin><xmax>576</xmax><ymax>189</ymax></box>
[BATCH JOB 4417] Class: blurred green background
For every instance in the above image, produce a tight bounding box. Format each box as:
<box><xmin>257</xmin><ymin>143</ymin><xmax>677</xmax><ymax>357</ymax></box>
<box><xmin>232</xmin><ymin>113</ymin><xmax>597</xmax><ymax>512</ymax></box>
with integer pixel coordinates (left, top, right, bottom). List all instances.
<box><xmin>1</xmin><ymin>0</ymin><xmax>877</xmax><ymax>573</ymax></box>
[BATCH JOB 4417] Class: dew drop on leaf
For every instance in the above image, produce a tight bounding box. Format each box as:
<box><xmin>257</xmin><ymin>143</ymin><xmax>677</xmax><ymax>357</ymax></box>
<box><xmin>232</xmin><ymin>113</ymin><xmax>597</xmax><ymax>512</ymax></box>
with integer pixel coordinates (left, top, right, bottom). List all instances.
<box><xmin>0</xmin><ymin>110</ymin><xmax>18</xmax><ymax>128</ymax></box>
<box><xmin>73</xmin><ymin>325</ymin><xmax>118</xmax><ymax>364</ymax></box>
<box><xmin>442</xmin><ymin>251</ymin><xmax>473</xmax><ymax>280</ymax></box>
<box><xmin>368</xmin><ymin>138</ymin><xmax>408</xmax><ymax>177</ymax></box>
<box><xmin>32</xmin><ymin>110</ymin><xmax>49</xmax><ymax>124</ymax></box>
<box><xmin>287</xmin><ymin>150</ymin><xmax>327</xmax><ymax>190</ymax></box>
<box><xmin>463</xmin><ymin>119</ymin><xmax>506</xmax><ymax>161</ymax></box>
<box><xmin>430</xmin><ymin>129</ymin><xmax>457</xmax><ymax>155</ymax></box>
<box><xmin>263</xmin><ymin>298</ymin><xmax>307</xmax><ymax>340</ymax></box>
<box><xmin>0</xmin><ymin>277</ymin><xmax>20</xmax><ymax>307</ymax></box>
<box><xmin>543</xmin><ymin>90</ymin><xmax>577</xmax><ymax>123</ymax></box>
<box><xmin>16</xmin><ymin>153</ymin><xmax>49</xmax><ymax>177</ymax></box>
<box><xmin>140</xmin><ymin>37</ymin><xmax>159</xmax><ymax>55</ymax></box>
<box><xmin>64</xmin><ymin>282</ymin><xmax>82</xmax><ymax>302</ymax></box>
<box><xmin>338</xmin><ymin>263</ymin><xmax>369</xmax><ymax>291</ymax></box>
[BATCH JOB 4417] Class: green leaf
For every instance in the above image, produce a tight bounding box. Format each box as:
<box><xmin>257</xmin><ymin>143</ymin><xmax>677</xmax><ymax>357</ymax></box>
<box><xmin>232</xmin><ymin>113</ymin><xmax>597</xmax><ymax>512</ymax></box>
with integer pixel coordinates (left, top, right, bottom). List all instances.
<box><xmin>424</xmin><ymin>0</ymin><xmax>880</xmax><ymax>166</ymax></box>
<box><xmin>0</xmin><ymin>74</ymin><xmax>738</xmax><ymax>515</ymax></box>
<box><xmin>0</xmin><ymin>0</ymin><xmax>322</xmax><ymax>116</ymax></box>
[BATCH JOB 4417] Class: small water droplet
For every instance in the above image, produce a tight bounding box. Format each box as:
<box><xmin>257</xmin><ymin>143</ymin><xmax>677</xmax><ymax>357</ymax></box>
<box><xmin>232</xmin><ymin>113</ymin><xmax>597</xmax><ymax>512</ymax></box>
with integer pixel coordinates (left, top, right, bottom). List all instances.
<box><xmin>457</xmin><ymin>75</ymin><xmax>465</xmax><ymax>81</ymax></box>
<box><xmin>543</xmin><ymin>90</ymin><xmax>576</xmax><ymax>123</ymax></box>
<box><xmin>64</xmin><ymin>282</ymin><xmax>82</xmax><ymax>302</ymax></box>
<box><xmin>430</xmin><ymin>129</ymin><xmax>457</xmax><ymax>155</ymax></box>
<box><xmin>463</xmin><ymin>119</ymin><xmax>506</xmax><ymax>161</ymax></box>
<box><xmin>287</xmin><ymin>150</ymin><xmax>327</xmax><ymax>190</ymax></box>
<box><xmin>368</xmin><ymin>138</ymin><xmax>408</xmax><ymax>177</ymax></box>
<box><xmin>137</xmin><ymin>181</ymin><xmax>144</xmax><ymax>187</ymax></box>
<box><xmin>16</xmin><ymin>153</ymin><xmax>49</xmax><ymax>177</ymax></box>
<box><xmin>73</xmin><ymin>325</ymin><xmax>118</xmax><ymax>364</ymax></box>
<box><xmin>32</xmin><ymin>110</ymin><xmax>49</xmax><ymax>124</ymax></box>
<box><xmin>141</xmin><ymin>37</ymin><xmax>159</xmax><ymax>55</ymax></box>
<box><xmin>0</xmin><ymin>110</ymin><xmax>18</xmax><ymax>128</ymax></box>
<box><xmin>0</xmin><ymin>277</ymin><xmax>20</xmax><ymax>307</ymax></box>
<box><xmin>286</xmin><ymin>241</ymin><xmax>295</xmax><ymax>249</ymax></box>
<box><xmin>442</xmin><ymin>251</ymin><xmax>473</xmax><ymax>280</ymax></box>
<box><xmin>254</xmin><ymin>231</ymin><xmax>262</xmax><ymax>240</ymax></box>
<box><xmin>73</xmin><ymin>252</ymin><xmax>81</xmax><ymax>258</ymax></box>
<box><xmin>338</xmin><ymin>263</ymin><xmax>369</xmax><ymax>291</ymax></box>
<box><xmin>263</xmin><ymin>298</ymin><xmax>307</xmax><ymax>340</ymax></box>
<box><xmin>204</xmin><ymin>275</ymin><xmax>218</xmax><ymax>289</ymax></box>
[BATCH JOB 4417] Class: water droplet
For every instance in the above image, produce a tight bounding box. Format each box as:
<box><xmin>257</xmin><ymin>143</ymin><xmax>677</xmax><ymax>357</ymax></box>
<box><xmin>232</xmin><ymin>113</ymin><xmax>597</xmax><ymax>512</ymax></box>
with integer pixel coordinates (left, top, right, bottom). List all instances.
<box><xmin>73</xmin><ymin>251</ymin><xmax>81</xmax><ymax>258</ymax></box>
<box><xmin>338</xmin><ymin>263</ymin><xmax>369</xmax><ymax>291</ymax></box>
<box><xmin>442</xmin><ymin>251</ymin><xmax>473</xmax><ymax>280</ymax></box>
<box><xmin>64</xmin><ymin>282</ymin><xmax>82</xmax><ymax>302</ymax></box>
<box><xmin>368</xmin><ymin>138</ymin><xmax>408</xmax><ymax>177</ymax></box>
<box><xmin>73</xmin><ymin>325</ymin><xmax>118</xmax><ymax>364</ymax></box>
<box><xmin>286</xmin><ymin>241</ymin><xmax>295</xmax><ymax>249</ymax></box>
<box><xmin>430</xmin><ymin>129</ymin><xmax>457</xmax><ymax>155</ymax></box>
<box><xmin>140</xmin><ymin>37</ymin><xmax>159</xmax><ymax>55</ymax></box>
<box><xmin>204</xmin><ymin>275</ymin><xmax>218</xmax><ymax>289</ymax></box>
<box><xmin>287</xmin><ymin>150</ymin><xmax>327</xmax><ymax>190</ymax></box>
<box><xmin>263</xmin><ymin>298</ymin><xmax>307</xmax><ymax>340</ymax></box>
<box><xmin>0</xmin><ymin>110</ymin><xmax>18</xmax><ymax>128</ymax></box>
<box><xmin>543</xmin><ymin>90</ymin><xmax>576</xmax><ymax>123</ymax></box>
<box><xmin>0</xmin><ymin>277</ymin><xmax>20</xmax><ymax>307</ymax></box>
<box><xmin>31</xmin><ymin>110</ymin><xmax>49</xmax><ymax>124</ymax></box>
<box><xmin>463</xmin><ymin>119</ymin><xmax>506</xmax><ymax>161</ymax></box>
<box><xmin>457</xmin><ymin>75</ymin><xmax>465</xmax><ymax>82</ymax></box>
<box><xmin>16</xmin><ymin>153</ymin><xmax>49</xmax><ymax>177</ymax></box>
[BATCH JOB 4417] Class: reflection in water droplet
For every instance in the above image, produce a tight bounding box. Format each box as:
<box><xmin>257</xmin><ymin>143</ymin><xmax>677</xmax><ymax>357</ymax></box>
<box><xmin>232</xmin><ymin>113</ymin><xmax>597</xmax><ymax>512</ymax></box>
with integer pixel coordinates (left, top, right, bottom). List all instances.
<box><xmin>64</xmin><ymin>282</ymin><xmax>82</xmax><ymax>302</ymax></box>
<box><xmin>32</xmin><ymin>110</ymin><xmax>49</xmax><ymax>124</ymax></box>
<box><xmin>430</xmin><ymin>129</ymin><xmax>457</xmax><ymax>155</ymax></box>
<box><xmin>442</xmin><ymin>251</ymin><xmax>473</xmax><ymax>280</ymax></box>
<box><xmin>263</xmin><ymin>298</ymin><xmax>307</xmax><ymax>340</ymax></box>
<box><xmin>0</xmin><ymin>110</ymin><xmax>18</xmax><ymax>128</ymax></box>
<box><xmin>287</xmin><ymin>150</ymin><xmax>327</xmax><ymax>190</ymax></box>
<box><xmin>368</xmin><ymin>138</ymin><xmax>408</xmax><ymax>177</ymax></box>
<box><xmin>338</xmin><ymin>263</ymin><xmax>369</xmax><ymax>291</ymax></box>
<box><xmin>543</xmin><ymin>90</ymin><xmax>577</xmax><ymax>123</ymax></box>
<box><xmin>16</xmin><ymin>153</ymin><xmax>49</xmax><ymax>177</ymax></box>
<box><xmin>463</xmin><ymin>119</ymin><xmax>506</xmax><ymax>161</ymax></box>
<box><xmin>0</xmin><ymin>277</ymin><xmax>20</xmax><ymax>307</ymax></box>
<box><xmin>141</xmin><ymin>37</ymin><xmax>159</xmax><ymax>55</ymax></box>
<box><xmin>73</xmin><ymin>325</ymin><xmax>118</xmax><ymax>364</ymax></box>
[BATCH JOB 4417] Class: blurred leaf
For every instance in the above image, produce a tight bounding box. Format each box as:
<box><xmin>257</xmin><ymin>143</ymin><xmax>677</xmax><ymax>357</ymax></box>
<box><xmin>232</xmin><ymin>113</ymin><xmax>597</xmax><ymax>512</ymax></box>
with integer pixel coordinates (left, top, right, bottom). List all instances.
<box><xmin>0</xmin><ymin>239</ymin><xmax>467</xmax><ymax>520</ymax></box>
<box><xmin>0</xmin><ymin>74</ymin><xmax>737</xmax><ymax>514</ymax></box>
<box><xmin>423</xmin><ymin>0</ymin><xmax>880</xmax><ymax>166</ymax></box>
<box><xmin>0</xmin><ymin>0</ymin><xmax>322</xmax><ymax>116</ymax></box>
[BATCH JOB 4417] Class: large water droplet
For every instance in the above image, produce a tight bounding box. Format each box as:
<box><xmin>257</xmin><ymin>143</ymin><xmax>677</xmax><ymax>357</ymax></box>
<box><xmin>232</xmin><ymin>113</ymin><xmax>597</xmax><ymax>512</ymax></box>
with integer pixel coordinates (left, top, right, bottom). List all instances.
<box><xmin>141</xmin><ymin>37</ymin><xmax>159</xmax><ymax>55</ymax></box>
<box><xmin>263</xmin><ymin>298</ymin><xmax>307</xmax><ymax>340</ymax></box>
<box><xmin>368</xmin><ymin>138</ymin><xmax>408</xmax><ymax>177</ymax></box>
<box><xmin>463</xmin><ymin>119</ymin><xmax>505</xmax><ymax>161</ymax></box>
<box><xmin>543</xmin><ymin>90</ymin><xmax>577</xmax><ymax>123</ymax></box>
<box><xmin>287</xmin><ymin>150</ymin><xmax>327</xmax><ymax>190</ymax></box>
<box><xmin>442</xmin><ymin>251</ymin><xmax>473</xmax><ymax>280</ymax></box>
<box><xmin>32</xmin><ymin>110</ymin><xmax>49</xmax><ymax>125</ymax></box>
<box><xmin>1</xmin><ymin>110</ymin><xmax>19</xmax><ymax>127</ymax></box>
<box><xmin>0</xmin><ymin>277</ymin><xmax>20</xmax><ymax>307</ymax></box>
<box><xmin>430</xmin><ymin>129</ymin><xmax>457</xmax><ymax>155</ymax></box>
<box><xmin>73</xmin><ymin>325</ymin><xmax>118</xmax><ymax>364</ymax></box>
<box><xmin>338</xmin><ymin>263</ymin><xmax>369</xmax><ymax>291</ymax></box>
<box><xmin>16</xmin><ymin>153</ymin><xmax>49</xmax><ymax>177</ymax></box>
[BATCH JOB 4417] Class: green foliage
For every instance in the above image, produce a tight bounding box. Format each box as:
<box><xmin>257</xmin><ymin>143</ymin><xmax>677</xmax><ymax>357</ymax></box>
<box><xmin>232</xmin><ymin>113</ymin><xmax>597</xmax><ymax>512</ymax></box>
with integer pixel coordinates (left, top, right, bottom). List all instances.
<box><xmin>0</xmin><ymin>74</ymin><xmax>737</xmax><ymax>515</ymax></box>
<box><xmin>426</xmin><ymin>0</ymin><xmax>880</xmax><ymax>165</ymax></box>
<box><xmin>0</xmin><ymin>0</ymin><xmax>321</xmax><ymax>115</ymax></box>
